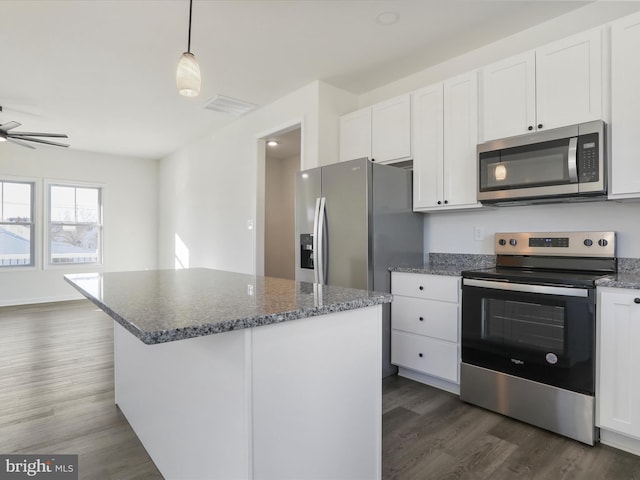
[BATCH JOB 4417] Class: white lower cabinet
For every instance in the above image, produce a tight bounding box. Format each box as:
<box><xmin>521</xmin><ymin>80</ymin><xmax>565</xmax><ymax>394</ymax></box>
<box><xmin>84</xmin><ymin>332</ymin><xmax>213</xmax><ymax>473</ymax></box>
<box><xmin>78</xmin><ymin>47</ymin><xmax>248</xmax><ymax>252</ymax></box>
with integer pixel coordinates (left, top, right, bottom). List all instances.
<box><xmin>597</xmin><ymin>287</ymin><xmax>640</xmax><ymax>455</ymax></box>
<box><xmin>391</xmin><ymin>271</ymin><xmax>461</xmax><ymax>394</ymax></box>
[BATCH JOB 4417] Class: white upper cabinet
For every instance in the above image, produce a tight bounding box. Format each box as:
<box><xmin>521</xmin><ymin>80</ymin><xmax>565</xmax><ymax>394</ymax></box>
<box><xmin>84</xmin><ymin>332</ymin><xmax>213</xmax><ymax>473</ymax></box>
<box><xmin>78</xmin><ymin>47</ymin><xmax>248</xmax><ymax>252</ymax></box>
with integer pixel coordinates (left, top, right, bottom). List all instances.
<box><xmin>536</xmin><ymin>28</ymin><xmax>603</xmax><ymax>129</ymax></box>
<box><xmin>610</xmin><ymin>11</ymin><xmax>640</xmax><ymax>198</ymax></box>
<box><xmin>480</xmin><ymin>28</ymin><xmax>603</xmax><ymax>142</ymax></box>
<box><xmin>339</xmin><ymin>94</ymin><xmax>412</xmax><ymax>164</ymax></box>
<box><xmin>480</xmin><ymin>52</ymin><xmax>536</xmax><ymax>142</ymax></box>
<box><xmin>413</xmin><ymin>71</ymin><xmax>480</xmax><ymax>211</ymax></box>
<box><xmin>339</xmin><ymin>108</ymin><xmax>372</xmax><ymax>163</ymax></box>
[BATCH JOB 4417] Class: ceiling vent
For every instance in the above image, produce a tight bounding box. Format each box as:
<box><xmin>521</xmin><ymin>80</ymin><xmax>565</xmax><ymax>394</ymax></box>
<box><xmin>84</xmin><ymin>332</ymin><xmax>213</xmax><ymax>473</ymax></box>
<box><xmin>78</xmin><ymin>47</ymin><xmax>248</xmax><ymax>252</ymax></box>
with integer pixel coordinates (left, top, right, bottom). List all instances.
<box><xmin>204</xmin><ymin>95</ymin><xmax>257</xmax><ymax>116</ymax></box>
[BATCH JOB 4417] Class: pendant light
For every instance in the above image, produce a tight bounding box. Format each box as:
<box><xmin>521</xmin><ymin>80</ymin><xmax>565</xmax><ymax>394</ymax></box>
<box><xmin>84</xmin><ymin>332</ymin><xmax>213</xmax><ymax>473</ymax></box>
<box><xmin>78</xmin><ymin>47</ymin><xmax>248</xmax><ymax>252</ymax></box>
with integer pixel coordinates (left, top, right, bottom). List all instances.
<box><xmin>176</xmin><ymin>0</ymin><xmax>201</xmax><ymax>97</ymax></box>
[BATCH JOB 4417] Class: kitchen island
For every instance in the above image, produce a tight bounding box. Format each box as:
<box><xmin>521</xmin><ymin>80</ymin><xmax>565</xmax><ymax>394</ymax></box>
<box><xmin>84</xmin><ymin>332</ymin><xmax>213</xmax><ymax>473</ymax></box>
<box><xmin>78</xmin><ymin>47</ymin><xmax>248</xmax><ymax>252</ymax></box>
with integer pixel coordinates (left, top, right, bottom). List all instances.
<box><xmin>65</xmin><ymin>268</ymin><xmax>390</xmax><ymax>480</ymax></box>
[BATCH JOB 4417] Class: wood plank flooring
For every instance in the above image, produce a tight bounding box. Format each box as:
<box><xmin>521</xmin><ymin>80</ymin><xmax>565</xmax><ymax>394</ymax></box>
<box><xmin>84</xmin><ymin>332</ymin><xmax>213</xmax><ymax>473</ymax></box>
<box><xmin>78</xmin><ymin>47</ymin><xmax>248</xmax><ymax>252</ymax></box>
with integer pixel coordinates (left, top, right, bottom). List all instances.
<box><xmin>2</xmin><ymin>300</ymin><xmax>640</xmax><ymax>479</ymax></box>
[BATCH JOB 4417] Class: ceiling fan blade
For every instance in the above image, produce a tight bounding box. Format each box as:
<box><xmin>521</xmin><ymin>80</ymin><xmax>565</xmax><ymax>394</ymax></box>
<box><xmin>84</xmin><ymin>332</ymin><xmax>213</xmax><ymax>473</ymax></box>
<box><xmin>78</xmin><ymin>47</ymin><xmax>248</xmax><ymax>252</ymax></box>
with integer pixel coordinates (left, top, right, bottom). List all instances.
<box><xmin>9</xmin><ymin>135</ymin><xmax>69</xmax><ymax>148</ymax></box>
<box><xmin>8</xmin><ymin>132</ymin><xmax>68</xmax><ymax>138</ymax></box>
<box><xmin>6</xmin><ymin>137</ymin><xmax>36</xmax><ymax>149</ymax></box>
<box><xmin>0</xmin><ymin>121</ymin><xmax>21</xmax><ymax>131</ymax></box>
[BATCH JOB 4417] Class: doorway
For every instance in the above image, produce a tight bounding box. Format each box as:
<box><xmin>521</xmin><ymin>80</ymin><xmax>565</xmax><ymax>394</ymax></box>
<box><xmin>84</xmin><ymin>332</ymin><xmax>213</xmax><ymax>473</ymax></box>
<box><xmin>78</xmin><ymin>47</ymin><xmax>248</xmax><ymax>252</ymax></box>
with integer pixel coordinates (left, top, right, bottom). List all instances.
<box><xmin>263</xmin><ymin>127</ymin><xmax>301</xmax><ymax>280</ymax></box>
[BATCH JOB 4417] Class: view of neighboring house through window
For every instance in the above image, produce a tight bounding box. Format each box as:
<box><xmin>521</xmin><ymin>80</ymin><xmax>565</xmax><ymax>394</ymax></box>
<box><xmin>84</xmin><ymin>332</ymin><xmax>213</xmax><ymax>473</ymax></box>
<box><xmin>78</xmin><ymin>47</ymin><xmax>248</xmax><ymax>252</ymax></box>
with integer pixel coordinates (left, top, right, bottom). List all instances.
<box><xmin>49</xmin><ymin>184</ymin><xmax>102</xmax><ymax>265</ymax></box>
<box><xmin>0</xmin><ymin>180</ymin><xmax>35</xmax><ymax>267</ymax></box>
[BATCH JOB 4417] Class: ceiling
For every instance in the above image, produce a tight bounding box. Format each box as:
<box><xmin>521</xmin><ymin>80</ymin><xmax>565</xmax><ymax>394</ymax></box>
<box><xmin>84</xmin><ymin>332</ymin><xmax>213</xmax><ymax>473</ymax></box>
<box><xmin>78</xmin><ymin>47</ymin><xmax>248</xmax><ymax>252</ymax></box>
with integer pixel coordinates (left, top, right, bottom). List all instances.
<box><xmin>1</xmin><ymin>1</ymin><xmax>592</xmax><ymax>160</ymax></box>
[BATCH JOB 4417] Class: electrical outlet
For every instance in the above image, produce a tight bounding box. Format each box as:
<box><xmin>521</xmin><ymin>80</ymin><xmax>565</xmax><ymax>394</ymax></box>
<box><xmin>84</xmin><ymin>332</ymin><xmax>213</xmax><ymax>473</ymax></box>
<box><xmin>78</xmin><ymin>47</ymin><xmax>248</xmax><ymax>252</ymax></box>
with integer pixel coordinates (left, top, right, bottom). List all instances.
<box><xmin>247</xmin><ymin>219</ymin><xmax>254</xmax><ymax>230</ymax></box>
<box><xmin>474</xmin><ymin>226</ymin><xmax>484</xmax><ymax>241</ymax></box>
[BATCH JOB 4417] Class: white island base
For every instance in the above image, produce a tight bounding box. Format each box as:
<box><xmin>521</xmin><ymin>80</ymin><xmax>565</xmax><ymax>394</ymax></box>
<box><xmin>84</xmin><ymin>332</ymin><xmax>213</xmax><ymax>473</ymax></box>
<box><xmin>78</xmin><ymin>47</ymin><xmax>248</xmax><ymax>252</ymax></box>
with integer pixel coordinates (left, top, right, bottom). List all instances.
<box><xmin>114</xmin><ymin>305</ymin><xmax>382</xmax><ymax>480</ymax></box>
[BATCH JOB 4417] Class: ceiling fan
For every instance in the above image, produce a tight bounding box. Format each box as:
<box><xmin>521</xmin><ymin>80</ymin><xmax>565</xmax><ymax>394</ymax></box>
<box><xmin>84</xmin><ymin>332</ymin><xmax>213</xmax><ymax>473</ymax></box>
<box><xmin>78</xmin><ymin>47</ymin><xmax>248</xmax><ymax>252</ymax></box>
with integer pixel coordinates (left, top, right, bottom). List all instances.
<box><xmin>0</xmin><ymin>106</ymin><xmax>69</xmax><ymax>149</ymax></box>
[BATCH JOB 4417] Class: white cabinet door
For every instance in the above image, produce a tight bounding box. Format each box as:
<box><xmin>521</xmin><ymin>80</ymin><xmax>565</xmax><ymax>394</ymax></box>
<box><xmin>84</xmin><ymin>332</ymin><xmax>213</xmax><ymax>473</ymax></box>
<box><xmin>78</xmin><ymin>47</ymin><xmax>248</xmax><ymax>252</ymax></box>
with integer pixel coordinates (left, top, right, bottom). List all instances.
<box><xmin>610</xmin><ymin>11</ymin><xmax>640</xmax><ymax>198</ymax></box>
<box><xmin>443</xmin><ymin>71</ymin><xmax>479</xmax><ymax>209</ymax></box>
<box><xmin>536</xmin><ymin>28</ymin><xmax>602</xmax><ymax>131</ymax></box>
<box><xmin>339</xmin><ymin>108</ymin><xmax>371</xmax><ymax>162</ymax></box>
<box><xmin>480</xmin><ymin>51</ymin><xmax>536</xmax><ymax>142</ymax></box>
<box><xmin>412</xmin><ymin>72</ymin><xmax>480</xmax><ymax>212</ymax></box>
<box><xmin>412</xmin><ymin>83</ymin><xmax>443</xmax><ymax>209</ymax></box>
<box><xmin>598</xmin><ymin>288</ymin><xmax>640</xmax><ymax>439</ymax></box>
<box><xmin>371</xmin><ymin>94</ymin><xmax>412</xmax><ymax>163</ymax></box>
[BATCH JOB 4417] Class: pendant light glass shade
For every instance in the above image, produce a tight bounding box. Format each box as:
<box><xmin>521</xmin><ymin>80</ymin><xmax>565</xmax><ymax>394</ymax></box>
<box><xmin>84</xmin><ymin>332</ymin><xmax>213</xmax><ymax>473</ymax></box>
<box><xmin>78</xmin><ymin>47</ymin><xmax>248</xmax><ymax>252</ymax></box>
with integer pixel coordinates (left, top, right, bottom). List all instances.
<box><xmin>177</xmin><ymin>52</ymin><xmax>201</xmax><ymax>97</ymax></box>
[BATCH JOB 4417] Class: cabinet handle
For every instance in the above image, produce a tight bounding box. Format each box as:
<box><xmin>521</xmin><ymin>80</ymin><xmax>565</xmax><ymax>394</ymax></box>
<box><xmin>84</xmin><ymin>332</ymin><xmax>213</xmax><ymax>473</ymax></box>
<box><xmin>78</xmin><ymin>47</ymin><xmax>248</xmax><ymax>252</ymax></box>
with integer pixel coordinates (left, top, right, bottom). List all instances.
<box><xmin>418</xmin><ymin>285</ymin><xmax>424</xmax><ymax>291</ymax></box>
<box><xmin>528</xmin><ymin>125</ymin><xmax>533</xmax><ymax>131</ymax></box>
<box><xmin>437</xmin><ymin>200</ymin><xmax>442</xmax><ymax>205</ymax></box>
<box><xmin>371</xmin><ymin>158</ymin><xmax>375</xmax><ymax>162</ymax></box>
<box><xmin>418</xmin><ymin>353</ymin><xmax>423</xmax><ymax>358</ymax></box>
<box><xmin>538</xmin><ymin>123</ymin><xmax>543</xmax><ymax>129</ymax></box>
<box><xmin>419</xmin><ymin>316</ymin><xmax>424</xmax><ymax>322</ymax></box>
<box><xmin>634</xmin><ymin>298</ymin><xmax>640</xmax><ymax>304</ymax></box>
<box><xmin>444</xmin><ymin>200</ymin><xmax>448</xmax><ymax>205</ymax></box>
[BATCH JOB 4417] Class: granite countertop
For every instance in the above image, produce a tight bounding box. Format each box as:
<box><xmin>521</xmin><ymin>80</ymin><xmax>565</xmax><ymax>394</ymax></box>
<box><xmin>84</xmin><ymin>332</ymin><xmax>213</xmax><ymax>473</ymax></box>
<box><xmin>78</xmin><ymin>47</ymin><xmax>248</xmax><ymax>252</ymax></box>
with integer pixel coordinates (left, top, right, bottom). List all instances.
<box><xmin>391</xmin><ymin>253</ymin><xmax>496</xmax><ymax>277</ymax></box>
<box><xmin>392</xmin><ymin>255</ymin><xmax>640</xmax><ymax>289</ymax></box>
<box><xmin>64</xmin><ymin>268</ymin><xmax>392</xmax><ymax>345</ymax></box>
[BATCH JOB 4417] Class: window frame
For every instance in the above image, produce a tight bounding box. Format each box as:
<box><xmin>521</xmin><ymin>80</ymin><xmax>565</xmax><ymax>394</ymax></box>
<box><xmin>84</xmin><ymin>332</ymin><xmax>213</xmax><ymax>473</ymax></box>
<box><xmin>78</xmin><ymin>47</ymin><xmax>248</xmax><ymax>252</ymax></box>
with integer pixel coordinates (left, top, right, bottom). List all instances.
<box><xmin>0</xmin><ymin>177</ymin><xmax>37</xmax><ymax>269</ymax></box>
<box><xmin>46</xmin><ymin>181</ymin><xmax>104</xmax><ymax>267</ymax></box>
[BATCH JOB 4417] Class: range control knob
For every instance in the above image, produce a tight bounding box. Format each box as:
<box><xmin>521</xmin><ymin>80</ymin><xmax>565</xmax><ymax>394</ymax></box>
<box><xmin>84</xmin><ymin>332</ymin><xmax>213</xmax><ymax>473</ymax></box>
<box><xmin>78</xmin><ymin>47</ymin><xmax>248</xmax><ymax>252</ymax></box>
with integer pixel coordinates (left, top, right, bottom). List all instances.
<box><xmin>598</xmin><ymin>239</ymin><xmax>609</xmax><ymax>247</ymax></box>
<box><xmin>584</xmin><ymin>239</ymin><xmax>593</xmax><ymax>247</ymax></box>
<box><xmin>509</xmin><ymin>239</ymin><xmax>517</xmax><ymax>246</ymax></box>
<box><xmin>498</xmin><ymin>238</ymin><xmax>507</xmax><ymax>246</ymax></box>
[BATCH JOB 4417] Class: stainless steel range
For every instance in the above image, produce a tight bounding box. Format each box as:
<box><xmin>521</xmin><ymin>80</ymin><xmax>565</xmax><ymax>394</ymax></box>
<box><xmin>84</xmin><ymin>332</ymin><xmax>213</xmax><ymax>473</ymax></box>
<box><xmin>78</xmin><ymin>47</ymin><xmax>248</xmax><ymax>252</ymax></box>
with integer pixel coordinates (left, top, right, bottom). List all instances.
<box><xmin>460</xmin><ymin>231</ymin><xmax>616</xmax><ymax>445</ymax></box>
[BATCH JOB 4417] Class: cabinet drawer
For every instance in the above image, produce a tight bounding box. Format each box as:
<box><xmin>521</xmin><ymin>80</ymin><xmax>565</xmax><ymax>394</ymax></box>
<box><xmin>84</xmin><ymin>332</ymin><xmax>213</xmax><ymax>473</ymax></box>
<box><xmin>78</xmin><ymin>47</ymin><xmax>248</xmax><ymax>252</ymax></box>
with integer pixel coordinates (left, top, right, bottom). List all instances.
<box><xmin>392</xmin><ymin>296</ymin><xmax>458</xmax><ymax>341</ymax></box>
<box><xmin>392</xmin><ymin>272</ymin><xmax>460</xmax><ymax>302</ymax></box>
<box><xmin>391</xmin><ymin>331</ymin><xmax>458</xmax><ymax>383</ymax></box>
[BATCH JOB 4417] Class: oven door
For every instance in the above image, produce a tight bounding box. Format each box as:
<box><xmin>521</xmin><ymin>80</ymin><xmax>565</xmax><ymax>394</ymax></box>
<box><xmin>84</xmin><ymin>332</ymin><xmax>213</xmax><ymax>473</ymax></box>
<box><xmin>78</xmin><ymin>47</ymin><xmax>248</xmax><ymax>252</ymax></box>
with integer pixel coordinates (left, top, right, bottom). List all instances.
<box><xmin>461</xmin><ymin>278</ymin><xmax>595</xmax><ymax>395</ymax></box>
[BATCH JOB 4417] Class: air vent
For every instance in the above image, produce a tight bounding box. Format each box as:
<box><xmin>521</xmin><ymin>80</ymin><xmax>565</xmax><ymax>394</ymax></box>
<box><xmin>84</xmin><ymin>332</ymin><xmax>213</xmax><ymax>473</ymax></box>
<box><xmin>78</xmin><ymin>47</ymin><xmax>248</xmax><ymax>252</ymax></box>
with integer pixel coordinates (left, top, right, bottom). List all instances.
<box><xmin>204</xmin><ymin>95</ymin><xmax>257</xmax><ymax>116</ymax></box>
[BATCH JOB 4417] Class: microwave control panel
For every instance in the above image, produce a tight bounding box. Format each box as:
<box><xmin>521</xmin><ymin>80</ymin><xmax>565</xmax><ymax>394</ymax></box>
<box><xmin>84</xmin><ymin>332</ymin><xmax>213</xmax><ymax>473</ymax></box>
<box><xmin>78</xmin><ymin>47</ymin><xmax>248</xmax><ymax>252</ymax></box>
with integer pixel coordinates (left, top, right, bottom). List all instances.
<box><xmin>578</xmin><ymin>133</ymin><xmax>599</xmax><ymax>182</ymax></box>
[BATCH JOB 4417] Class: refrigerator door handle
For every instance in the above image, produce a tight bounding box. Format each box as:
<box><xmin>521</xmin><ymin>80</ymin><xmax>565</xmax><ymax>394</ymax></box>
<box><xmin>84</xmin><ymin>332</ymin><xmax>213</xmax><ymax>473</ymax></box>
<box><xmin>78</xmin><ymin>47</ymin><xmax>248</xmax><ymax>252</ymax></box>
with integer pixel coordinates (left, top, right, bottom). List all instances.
<box><xmin>317</xmin><ymin>197</ymin><xmax>327</xmax><ymax>284</ymax></box>
<box><xmin>312</xmin><ymin>197</ymin><xmax>321</xmax><ymax>284</ymax></box>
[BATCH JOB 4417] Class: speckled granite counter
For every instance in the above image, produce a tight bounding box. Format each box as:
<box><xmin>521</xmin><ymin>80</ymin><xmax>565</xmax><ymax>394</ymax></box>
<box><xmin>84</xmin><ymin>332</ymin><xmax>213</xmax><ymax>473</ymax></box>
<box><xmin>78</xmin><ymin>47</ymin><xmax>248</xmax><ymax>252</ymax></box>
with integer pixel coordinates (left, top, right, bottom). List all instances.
<box><xmin>391</xmin><ymin>253</ymin><xmax>496</xmax><ymax>276</ymax></box>
<box><xmin>596</xmin><ymin>258</ymin><xmax>640</xmax><ymax>289</ymax></box>
<box><xmin>65</xmin><ymin>268</ymin><xmax>392</xmax><ymax>345</ymax></box>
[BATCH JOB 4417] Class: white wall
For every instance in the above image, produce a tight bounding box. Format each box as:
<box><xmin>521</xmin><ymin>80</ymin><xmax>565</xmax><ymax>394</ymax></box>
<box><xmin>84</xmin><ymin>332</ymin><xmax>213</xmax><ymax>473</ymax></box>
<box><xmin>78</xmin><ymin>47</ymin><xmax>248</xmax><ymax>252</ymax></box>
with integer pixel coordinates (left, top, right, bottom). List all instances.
<box><xmin>426</xmin><ymin>201</ymin><xmax>640</xmax><ymax>258</ymax></box>
<box><xmin>0</xmin><ymin>146</ymin><xmax>158</xmax><ymax>306</ymax></box>
<box><xmin>158</xmin><ymin>81</ymin><xmax>357</xmax><ymax>274</ymax></box>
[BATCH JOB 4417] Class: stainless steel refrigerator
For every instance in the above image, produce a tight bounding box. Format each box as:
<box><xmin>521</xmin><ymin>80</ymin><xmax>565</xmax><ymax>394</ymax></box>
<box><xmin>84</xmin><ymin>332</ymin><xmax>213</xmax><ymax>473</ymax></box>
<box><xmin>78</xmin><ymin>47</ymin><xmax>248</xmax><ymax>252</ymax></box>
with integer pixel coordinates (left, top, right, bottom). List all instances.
<box><xmin>295</xmin><ymin>157</ymin><xmax>424</xmax><ymax>377</ymax></box>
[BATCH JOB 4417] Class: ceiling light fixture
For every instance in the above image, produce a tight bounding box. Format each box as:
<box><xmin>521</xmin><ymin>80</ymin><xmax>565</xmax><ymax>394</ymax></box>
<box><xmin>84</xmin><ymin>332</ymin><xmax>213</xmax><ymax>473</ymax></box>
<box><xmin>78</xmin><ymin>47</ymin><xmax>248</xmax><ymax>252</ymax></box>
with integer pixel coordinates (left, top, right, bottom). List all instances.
<box><xmin>176</xmin><ymin>0</ymin><xmax>201</xmax><ymax>97</ymax></box>
<box><xmin>267</xmin><ymin>140</ymin><xmax>279</xmax><ymax>147</ymax></box>
<box><xmin>376</xmin><ymin>11</ymin><xmax>400</xmax><ymax>26</ymax></box>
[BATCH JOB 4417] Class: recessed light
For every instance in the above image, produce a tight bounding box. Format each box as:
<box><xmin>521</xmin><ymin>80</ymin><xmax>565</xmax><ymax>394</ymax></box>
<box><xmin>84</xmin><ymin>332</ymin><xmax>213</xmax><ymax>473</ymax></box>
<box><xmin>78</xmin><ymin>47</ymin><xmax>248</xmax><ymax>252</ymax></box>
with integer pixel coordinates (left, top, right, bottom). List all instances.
<box><xmin>267</xmin><ymin>140</ymin><xmax>279</xmax><ymax>147</ymax></box>
<box><xmin>376</xmin><ymin>11</ymin><xmax>400</xmax><ymax>26</ymax></box>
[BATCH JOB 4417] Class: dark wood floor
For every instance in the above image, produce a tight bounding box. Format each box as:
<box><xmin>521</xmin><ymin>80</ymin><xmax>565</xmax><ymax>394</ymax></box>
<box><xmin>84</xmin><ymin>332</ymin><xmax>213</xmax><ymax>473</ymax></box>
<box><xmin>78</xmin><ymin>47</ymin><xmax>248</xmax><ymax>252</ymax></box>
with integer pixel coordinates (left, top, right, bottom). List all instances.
<box><xmin>2</xmin><ymin>300</ymin><xmax>640</xmax><ymax>480</ymax></box>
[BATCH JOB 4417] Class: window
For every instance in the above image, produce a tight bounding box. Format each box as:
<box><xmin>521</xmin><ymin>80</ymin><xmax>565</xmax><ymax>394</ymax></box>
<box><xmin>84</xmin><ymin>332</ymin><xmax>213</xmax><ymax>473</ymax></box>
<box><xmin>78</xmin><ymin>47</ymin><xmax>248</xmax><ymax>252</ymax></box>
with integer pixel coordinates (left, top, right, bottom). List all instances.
<box><xmin>0</xmin><ymin>180</ymin><xmax>35</xmax><ymax>267</ymax></box>
<box><xmin>49</xmin><ymin>184</ymin><xmax>102</xmax><ymax>265</ymax></box>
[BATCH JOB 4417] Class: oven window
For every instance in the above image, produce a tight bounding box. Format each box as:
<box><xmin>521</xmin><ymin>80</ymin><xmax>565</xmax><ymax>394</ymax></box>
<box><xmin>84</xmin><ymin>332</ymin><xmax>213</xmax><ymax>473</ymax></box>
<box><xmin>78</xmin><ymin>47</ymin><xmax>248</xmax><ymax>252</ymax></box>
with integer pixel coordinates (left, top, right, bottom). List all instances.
<box><xmin>481</xmin><ymin>298</ymin><xmax>565</xmax><ymax>354</ymax></box>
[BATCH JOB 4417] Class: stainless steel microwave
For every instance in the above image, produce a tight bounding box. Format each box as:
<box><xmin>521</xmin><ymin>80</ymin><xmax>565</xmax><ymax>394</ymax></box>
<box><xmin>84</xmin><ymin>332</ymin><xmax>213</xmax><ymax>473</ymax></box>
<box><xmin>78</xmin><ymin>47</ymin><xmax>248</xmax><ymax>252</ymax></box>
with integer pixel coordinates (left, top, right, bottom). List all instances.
<box><xmin>477</xmin><ymin>120</ymin><xmax>606</xmax><ymax>205</ymax></box>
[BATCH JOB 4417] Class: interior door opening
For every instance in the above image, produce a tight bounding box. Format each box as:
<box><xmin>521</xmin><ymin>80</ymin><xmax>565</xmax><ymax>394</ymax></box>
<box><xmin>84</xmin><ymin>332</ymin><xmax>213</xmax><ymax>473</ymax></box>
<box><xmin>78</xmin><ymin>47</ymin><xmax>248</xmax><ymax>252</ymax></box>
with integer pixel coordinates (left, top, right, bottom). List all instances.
<box><xmin>263</xmin><ymin>127</ymin><xmax>301</xmax><ymax>280</ymax></box>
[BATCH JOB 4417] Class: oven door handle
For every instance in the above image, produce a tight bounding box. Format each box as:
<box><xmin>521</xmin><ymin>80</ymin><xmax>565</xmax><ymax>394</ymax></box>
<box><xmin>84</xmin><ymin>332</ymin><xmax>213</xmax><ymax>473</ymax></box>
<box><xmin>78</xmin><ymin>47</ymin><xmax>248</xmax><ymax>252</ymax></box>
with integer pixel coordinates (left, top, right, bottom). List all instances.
<box><xmin>463</xmin><ymin>278</ymin><xmax>589</xmax><ymax>297</ymax></box>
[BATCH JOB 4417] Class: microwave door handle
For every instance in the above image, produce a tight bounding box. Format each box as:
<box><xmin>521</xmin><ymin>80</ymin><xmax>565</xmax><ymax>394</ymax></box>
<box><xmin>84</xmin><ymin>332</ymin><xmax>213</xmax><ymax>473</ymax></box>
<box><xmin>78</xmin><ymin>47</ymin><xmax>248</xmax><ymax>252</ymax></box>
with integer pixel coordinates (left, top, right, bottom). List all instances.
<box><xmin>568</xmin><ymin>137</ymin><xmax>578</xmax><ymax>183</ymax></box>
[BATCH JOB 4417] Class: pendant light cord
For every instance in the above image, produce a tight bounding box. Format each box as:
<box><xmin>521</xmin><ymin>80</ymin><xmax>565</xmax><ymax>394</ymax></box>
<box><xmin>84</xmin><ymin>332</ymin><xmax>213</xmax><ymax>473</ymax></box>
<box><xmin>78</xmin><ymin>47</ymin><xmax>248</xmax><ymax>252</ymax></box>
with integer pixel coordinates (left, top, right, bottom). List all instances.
<box><xmin>187</xmin><ymin>0</ymin><xmax>193</xmax><ymax>53</ymax></box>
